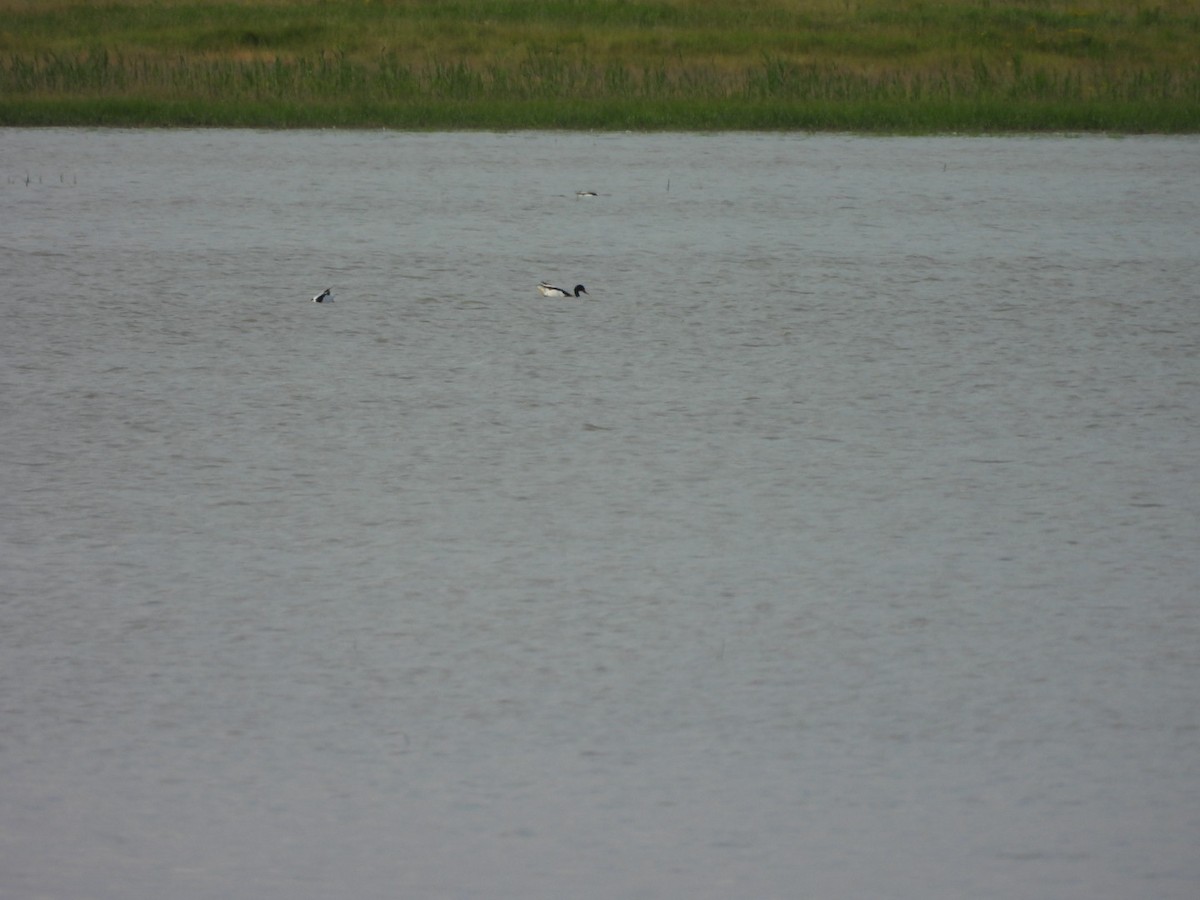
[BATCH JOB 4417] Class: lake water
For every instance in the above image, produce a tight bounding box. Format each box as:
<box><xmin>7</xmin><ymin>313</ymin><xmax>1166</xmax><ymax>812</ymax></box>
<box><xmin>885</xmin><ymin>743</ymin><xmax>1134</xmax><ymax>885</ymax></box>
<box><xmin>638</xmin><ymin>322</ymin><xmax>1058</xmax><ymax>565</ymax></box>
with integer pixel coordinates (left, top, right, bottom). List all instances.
<box><xmin>1</xmin><ymin>129</ymin><xmax>1197</xmax><ymax>899</ymax></box>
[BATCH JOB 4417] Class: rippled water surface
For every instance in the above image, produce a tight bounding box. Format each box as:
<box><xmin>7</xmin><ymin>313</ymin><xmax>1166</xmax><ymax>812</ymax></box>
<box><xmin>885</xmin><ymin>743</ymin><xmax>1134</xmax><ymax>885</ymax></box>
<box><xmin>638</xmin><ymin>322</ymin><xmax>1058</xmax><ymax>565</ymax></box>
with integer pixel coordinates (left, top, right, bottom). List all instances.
<box><xmin>2</xmin><ymin>129</ymin><xmax>1198</xmax><ymax>899</ymax></box>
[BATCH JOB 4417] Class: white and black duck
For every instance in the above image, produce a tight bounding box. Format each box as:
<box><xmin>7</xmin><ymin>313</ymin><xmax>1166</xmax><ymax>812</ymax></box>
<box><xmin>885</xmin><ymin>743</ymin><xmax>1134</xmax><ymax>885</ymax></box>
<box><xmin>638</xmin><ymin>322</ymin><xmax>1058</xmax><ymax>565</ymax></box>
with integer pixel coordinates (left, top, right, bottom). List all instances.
<box><xmin>537</xmin><ymin>282</ymin><xmax>588</xmax><ymax>298</ymax></box>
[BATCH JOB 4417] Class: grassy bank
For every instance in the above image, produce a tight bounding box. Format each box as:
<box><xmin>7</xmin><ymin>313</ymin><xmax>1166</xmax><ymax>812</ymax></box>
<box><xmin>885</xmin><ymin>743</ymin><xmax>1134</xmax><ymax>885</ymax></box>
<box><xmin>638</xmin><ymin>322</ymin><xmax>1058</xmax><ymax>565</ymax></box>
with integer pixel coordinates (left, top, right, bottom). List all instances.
<box><xmin>2</xmin><ymin>0</ymin><xmax>1198</xmax><ymax>131</ymax></box>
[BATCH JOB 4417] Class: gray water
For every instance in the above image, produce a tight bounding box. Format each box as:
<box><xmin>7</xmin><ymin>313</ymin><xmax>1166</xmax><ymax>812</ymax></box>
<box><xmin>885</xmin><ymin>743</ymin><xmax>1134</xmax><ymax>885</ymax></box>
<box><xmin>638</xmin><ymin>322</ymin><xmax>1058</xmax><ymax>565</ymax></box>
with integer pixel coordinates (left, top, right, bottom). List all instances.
<box><xmin>1</xmin><ymin>129</ymin><xmax>1197</xmax><ymax>900</ymax></box>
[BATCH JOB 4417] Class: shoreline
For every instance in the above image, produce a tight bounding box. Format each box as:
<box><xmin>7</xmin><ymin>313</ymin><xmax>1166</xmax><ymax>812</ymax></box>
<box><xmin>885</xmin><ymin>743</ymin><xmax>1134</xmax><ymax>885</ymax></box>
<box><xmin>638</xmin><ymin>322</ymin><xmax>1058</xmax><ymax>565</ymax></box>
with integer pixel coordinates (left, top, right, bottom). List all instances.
<box><xmin>3</xmin><ymin>95</ymin><xmax>1195</xmax><ymax>134</ymax></box>
<box><xmin>3</xmin><ymin>0</ymin><xmax>1198</xmax><ymax>134</ymax></box>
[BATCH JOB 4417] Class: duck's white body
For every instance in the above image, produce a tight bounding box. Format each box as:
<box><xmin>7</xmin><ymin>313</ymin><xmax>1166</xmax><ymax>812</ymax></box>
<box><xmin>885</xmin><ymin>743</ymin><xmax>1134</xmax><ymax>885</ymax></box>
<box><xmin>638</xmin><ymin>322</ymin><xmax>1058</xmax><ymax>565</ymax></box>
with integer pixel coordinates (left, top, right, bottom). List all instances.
<box><xmin>538</xmin><ymin>282</ymin><xmax>588</xmax><ymax>298</ymax></box>
<box><xmin>312</xmin><ymin>288</ymin><xmax>333</xmax><ymax>303</ymax></box>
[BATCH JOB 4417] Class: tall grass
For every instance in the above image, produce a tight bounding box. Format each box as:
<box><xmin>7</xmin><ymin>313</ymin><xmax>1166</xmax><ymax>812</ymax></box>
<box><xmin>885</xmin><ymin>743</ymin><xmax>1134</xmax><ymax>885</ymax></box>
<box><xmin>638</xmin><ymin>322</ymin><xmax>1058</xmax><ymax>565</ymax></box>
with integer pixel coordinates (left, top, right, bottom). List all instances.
<box><xmin>2</xmin><ymin>0</ymin><xmax>1198</xmax><ymax>130</ymax></box>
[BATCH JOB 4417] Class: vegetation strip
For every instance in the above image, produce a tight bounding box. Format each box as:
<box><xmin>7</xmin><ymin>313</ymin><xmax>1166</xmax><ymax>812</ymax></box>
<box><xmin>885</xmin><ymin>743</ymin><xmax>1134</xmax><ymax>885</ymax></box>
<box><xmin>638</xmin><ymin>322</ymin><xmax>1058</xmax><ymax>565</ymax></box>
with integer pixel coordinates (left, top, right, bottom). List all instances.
<box><xmin>2</xmin><ymin>0</ymin><xmax>1198</xmax><ymax>131</ymax></box>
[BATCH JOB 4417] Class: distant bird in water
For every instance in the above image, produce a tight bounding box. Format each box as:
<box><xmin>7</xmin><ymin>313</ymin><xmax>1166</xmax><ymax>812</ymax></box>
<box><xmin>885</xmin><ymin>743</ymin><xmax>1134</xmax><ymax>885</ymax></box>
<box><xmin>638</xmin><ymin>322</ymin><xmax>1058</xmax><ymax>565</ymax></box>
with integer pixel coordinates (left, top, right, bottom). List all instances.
<box><xmin>575</xmin><ymin>191</ymin><xmax>598</xmax><ymax>198</ymax></box>
<box><xmin>311</xmin><ymin>288</ymin><xmax>333</xmax><ymax>303</ymax></box>
<box><xmin>538</xmin><ymin>282</ymin><xmax>588</xmax><ymax>298</ymax></box>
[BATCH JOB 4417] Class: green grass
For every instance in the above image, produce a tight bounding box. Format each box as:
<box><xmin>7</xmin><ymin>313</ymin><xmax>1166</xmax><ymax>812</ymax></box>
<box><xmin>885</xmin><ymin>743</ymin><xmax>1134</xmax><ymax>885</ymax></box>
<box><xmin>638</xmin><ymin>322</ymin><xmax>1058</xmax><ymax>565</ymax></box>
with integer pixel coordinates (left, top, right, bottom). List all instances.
<box><xmin>2</xmin><ymin>0</ymin><xmax>1198</xmax><ymax>131</ymax></box>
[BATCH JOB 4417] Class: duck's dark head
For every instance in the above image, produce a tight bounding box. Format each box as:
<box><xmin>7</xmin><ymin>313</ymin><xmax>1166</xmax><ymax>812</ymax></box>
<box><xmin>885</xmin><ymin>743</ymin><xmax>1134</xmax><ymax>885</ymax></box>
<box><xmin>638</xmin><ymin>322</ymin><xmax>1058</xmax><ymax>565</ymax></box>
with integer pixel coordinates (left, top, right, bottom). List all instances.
<box><xmin>574</xmin><ymin>284</ymin><xmax>588</xmax><ymax>296</ymax></box>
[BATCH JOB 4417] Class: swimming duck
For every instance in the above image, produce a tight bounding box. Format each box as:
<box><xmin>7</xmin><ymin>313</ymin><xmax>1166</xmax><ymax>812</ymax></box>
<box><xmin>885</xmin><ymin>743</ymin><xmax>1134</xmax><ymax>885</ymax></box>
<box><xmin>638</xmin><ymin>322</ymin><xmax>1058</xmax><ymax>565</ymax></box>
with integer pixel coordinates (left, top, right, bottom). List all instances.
<box><xmin>311</xmin><ymin>288</ymin><xmax>333</xmax><ymax>303</ymax></box>
<box><xmin>538</xmin><ymin>282</ymin><xmax>588</xmax><ymax>298</ymax></box>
